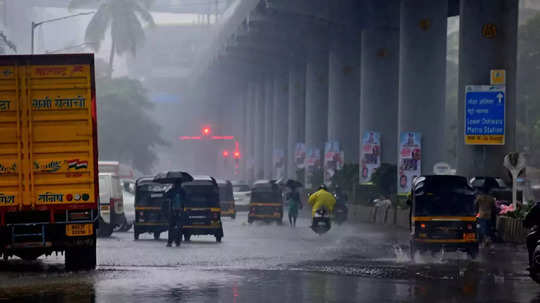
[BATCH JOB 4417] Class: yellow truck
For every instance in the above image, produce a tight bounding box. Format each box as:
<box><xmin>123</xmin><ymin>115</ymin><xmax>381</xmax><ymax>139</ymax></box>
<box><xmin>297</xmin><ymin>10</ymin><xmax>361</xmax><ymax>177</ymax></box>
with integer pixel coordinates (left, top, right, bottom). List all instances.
<box><xmin>0</xmin><ymin>54</ymin><xmax>98</xmax><ymax>270</ymax></box>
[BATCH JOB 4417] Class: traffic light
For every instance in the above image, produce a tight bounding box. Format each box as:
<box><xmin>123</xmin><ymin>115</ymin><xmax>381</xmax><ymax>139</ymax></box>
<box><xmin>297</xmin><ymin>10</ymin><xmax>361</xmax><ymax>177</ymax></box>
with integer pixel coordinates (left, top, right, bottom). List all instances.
<box><xmin>233</xmin><ymin>151</ymin><xmax>240</xmax><ymax>159</ymax></box>
<box><xmin>222</xmin><ymin>150</ymin><xmax>229</xmax><ymax>158</ymax></box>
<box><xmin>202</xmin><ymin>127</ymin><xmax>211</xmax><ymax>136</ymax></box>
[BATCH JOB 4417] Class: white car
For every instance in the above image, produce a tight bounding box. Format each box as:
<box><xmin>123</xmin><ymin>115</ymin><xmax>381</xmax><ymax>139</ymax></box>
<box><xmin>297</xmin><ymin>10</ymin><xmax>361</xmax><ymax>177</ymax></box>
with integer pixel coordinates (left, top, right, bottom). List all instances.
<box><xmin>98</xmin><ymin>173</ymin><xmax>125</xmax><ymax>237</ymax></box>
<box><xmin>232</xmin><ymin>183</ymin><xmax>251</xmax><ymax>211</ymax></box>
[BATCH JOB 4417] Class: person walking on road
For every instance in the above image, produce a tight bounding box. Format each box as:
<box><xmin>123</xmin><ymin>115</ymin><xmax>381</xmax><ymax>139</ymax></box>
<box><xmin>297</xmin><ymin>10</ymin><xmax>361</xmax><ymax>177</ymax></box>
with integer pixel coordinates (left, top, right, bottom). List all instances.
<box><xmin>286</xmin><ymin>186</ymin><xmax>302</xmax><ymax>227</ymax></box>
<box><xmin>166</xmin><ymin>184</ymin><xmax>184</xmax><ymax>247</ymax></box>
<box><xmin>475</xmin><ymin>186</ymin><xmax>496</xmax><ymax>248</ymax></box>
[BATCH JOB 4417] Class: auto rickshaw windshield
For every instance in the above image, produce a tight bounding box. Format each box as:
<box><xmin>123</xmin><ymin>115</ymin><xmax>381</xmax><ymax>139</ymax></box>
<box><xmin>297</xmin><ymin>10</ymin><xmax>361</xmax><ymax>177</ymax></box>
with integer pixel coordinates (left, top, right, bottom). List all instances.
<box><xmin>183</xmin><ymin>184</ymin><xmax>220</xmax><ymax>208</ymax></box>
<box><xmin>414</xmin><ymin>180</ymin><xmax>476</xmax><ymax>217</ymax></box>
<box><xmin>250</xmin><ymin>190</ymin><xmax>282</xmax><ymax>203</ymax></box>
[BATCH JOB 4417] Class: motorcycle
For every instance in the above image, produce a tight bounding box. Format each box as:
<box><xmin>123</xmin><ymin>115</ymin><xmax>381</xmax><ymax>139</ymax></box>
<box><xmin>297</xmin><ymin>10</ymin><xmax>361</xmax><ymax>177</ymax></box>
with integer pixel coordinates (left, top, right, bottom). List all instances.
<box><xmin>311</xmin><ymin>208</ymin><xmax>331</xmax><ymax>235</ymax></box>
<box><xmin>333</xmin><ymin>203</ymin><xmax>348</xmax><ymax>225</ymax></box>
<box><xmin>527</xmin><ymin>228</ymin><xmax>540</xmax><ymax>283</ymax></box>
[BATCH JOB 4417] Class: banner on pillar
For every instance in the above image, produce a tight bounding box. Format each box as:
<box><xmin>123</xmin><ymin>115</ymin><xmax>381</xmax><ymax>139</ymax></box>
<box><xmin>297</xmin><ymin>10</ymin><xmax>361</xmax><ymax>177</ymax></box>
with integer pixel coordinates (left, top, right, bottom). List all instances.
<box><xmin>305</xmin><ymin>147</ymin><xmax>321</xmax><ymax>188</ymax></box>
<box><xmin>273</xmin><ymin>148</ymin><xmax>285</xmax><ymax>179</ymax></box>
<box><xmin>359</xmin><ymin>131</ymin><xmax>381</xmax><ymax>185</ymax></box>
<box><xmin>398</xmin><ymin>132</ymin><xmax>422</xmax><ymax>195</ymax></box>
<box><xmin>294</xmin><ymin>143</ymin><xmax>306</xmax><ymax>170</ymax></box>
<box><xmin>324</xmin><ymin>141</ymin><xmax>343</xmax><ymax>185</ymax></box>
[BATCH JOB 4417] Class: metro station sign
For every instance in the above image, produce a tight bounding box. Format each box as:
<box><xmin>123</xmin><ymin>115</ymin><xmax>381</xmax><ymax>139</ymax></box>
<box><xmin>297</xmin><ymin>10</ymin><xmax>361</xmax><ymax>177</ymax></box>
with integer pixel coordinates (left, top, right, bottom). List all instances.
<box><xmin>465</xmin><ymin>85</ymin><xmax>505</xmax><ymax>145</ymax></box>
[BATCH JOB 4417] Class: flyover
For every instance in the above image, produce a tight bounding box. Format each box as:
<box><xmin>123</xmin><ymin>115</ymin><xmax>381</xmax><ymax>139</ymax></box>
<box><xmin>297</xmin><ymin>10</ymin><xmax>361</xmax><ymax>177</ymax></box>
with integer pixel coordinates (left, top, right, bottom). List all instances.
<box><xmin>191</xmin><ymin>0</ymin><xmax>519</xmax><ymax>187</ymax></box>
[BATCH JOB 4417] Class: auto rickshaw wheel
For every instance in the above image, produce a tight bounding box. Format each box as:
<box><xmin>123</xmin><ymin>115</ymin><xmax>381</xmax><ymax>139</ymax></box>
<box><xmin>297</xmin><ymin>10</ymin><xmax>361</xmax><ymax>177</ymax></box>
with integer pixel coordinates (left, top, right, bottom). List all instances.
<box><xmin>409</xmin><ymin>241</ymin><xmax>416</xmax><ymax>259</ymax></box>
<box><xmin>248</xmin><ymin>218</ymin><xmax>253</xmax><ymax>224</ymax></box>
<box><xmin>216</xmin><ymin>235</ymin><xmax>222</xmax><ymax>242</ymax></box>
<box><xmin>184</xmin><ymin>233</ymin><xmax>191</xmax><ymax>242</ymax></box>
<box><xmin>134</xmin><ymin>232</ymin><xmax>139</xmax><ymax>240</ymax></box>
<box><xmin>467</xmin><ymin>246</ymin><xmax>479</xmax><ymax>260</ymax></box>
<box><xmin>153</xmin><ymin>232</ymin><xmax>160</xmax><ymax>240</ymax></box>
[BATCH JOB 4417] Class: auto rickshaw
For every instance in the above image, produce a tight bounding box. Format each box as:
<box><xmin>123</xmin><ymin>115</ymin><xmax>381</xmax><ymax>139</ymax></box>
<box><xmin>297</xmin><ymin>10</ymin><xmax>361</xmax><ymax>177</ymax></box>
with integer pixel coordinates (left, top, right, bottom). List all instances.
<box><xmin>133</xmin><ymin>177</ymin><xmax>171</xmax><ymax>240</ymax></box>
<box><xmin>217</xmin><ymin>179</ymin><xmax>236</xmax><ymax>219</ymax></box>
<box><xmin>248</xmin><ymin>180</ymin><xmax>283</xmax><ymax>224</ymax></box>
<box><xmin>181</xmin><ymin>176</ymin><xmax>224</xmax><ymax>242</ymax></box>
<box><xmin>408</xmin><ymin>175</ymin><xmax>479</xmax><ymax>258</ymax></box>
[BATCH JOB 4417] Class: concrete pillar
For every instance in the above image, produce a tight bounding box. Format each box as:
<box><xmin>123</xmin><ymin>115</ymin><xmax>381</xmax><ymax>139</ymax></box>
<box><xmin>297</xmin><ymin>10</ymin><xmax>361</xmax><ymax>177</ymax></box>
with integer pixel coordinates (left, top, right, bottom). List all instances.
<box><xmin>457</xmin><ymin>0</ymin><xmax>518</xmax><ymax>177</ymax></box>
<box><xmin>245</xmin><ymin>82</ymin><xmax>256</xmax><ymax>183</ymax></box>
<box><xmin>287</xmin><ymin>63</ymin><xmax>306</xmax><ymax>180</ymax></box>
<box><xmin>360</xmin><ymin>28</ymin><xmax>400</xmax><ymax>165</ymax></box>
<box><xmin>254</xmin><ymin>80</ymin><xmax>266</xmax><ymax>180</ymax></box>
<box><xmin>398</xmin><ymin>0</ymin><xmax>448</xmax><ymax>174</ymax></box>
<box><xmin>272</xmin><ymin>70</ymin><xmax>289</xmax><ymax>179</ymax></box>
<box><xmin>328</xmin><ymin>34</ymin><xmax>361</xmax><ymax>164</ymax></box>
<box><xmin>264</xmin><ymin>73</ymin><xmax>274</xmax><ymax>179</ymax></box>
<box><xmin>305</xmin><ymin>44</ymin><xmax>329</xmax><ymax>186</ymax></box>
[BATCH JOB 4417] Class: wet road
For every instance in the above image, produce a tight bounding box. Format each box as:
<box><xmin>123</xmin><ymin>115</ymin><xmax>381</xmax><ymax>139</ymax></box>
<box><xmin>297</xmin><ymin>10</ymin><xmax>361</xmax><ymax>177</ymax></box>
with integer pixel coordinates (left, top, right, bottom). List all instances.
<box><xmin>0</xmin><ymin>211</ymin><xmax>539</xmax><ymax>302</ymax></box>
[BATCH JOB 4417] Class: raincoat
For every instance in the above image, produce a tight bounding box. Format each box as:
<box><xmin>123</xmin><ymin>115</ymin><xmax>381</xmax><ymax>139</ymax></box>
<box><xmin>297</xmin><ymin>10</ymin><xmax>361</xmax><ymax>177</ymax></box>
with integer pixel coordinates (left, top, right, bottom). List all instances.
<box><xmin>308</xmin><ymin>189</ymin><xmax>336</xmax><ymax>217</ymax></box>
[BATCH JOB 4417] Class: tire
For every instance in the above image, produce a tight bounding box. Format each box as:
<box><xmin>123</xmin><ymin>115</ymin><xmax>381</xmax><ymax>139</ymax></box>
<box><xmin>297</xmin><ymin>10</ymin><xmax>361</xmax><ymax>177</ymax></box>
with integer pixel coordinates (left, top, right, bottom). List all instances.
<box><xmin>410</xmin><ymin>241</ymin><xmax>416</xmax><ymax>259</ymax></box>
<box><xmin>97</xmin><ymin>218</ymin><xmax>113</xmax><ymax>238</ymax></box>
<box><xmin>216</xmin><ymin>235</ymin><xmax>222</xmax><ymax>243</ymax></box>
<box><xmin>153</xmin><ymin>232</ymin><xmax>160</xmax><ymax>240</ymax></box>
<box><xmin>232</xmin><ymin>213</ymin><xmax>236</xmax><ymax>220</ymax></box>
<box><xmin>468</xmin><ymin>246</ymin><xmax>479</xmax><ymax>260</ymax></box>
<box><xmin>16</xmin><ymin>250</ymin><xmax>41</xmax><ymax>261</ymax></box>
<box><xmin>248</xmin><ymin>218</ymin><xmax>253</xmax><ymax>224</ymax></box>
<box><xmin>65</xmin><ymin>240</ymin><xmax>97</xmax><ymax>271</ymax></box>
<box><xmin>134</xmin><ymin>232</ymin><xmax>139</xmax><ymax>240</ymax></box>
<box><xmin>184</xmin><ymin>233</ymin><xmax>191</xmax><ymax>242</ymax></box>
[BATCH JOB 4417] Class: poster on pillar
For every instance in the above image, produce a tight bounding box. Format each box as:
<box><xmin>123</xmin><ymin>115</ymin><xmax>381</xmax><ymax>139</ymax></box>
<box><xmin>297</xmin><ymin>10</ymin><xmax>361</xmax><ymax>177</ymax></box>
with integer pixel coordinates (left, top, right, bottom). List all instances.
<box><xmin>273</xmin><ymin>148</ymin><xmax>285</xmax><ymax>179</ymax></box>
<box><xmin>294</xmin><ymin>143</ymin><xmax>306</xmax><ymax>170</ymax></box>
<box><xmin>305</xmin><ymin>148</ymin><xmax>321</xmax><ymax>188</ymax></box>
<box><xmin>398</xmin><ymin>132</ymin><xmax>422</xmax><ymax>196</ymax></box>
<box><xmin>323</xmin><ymin>141</ymin><xmax>343</xmax><ymax>185</ymax></box>
<box><xmin>359</xmin><ymin>132</ymin><xmax>381</xmax><ymax>185</ymax></box>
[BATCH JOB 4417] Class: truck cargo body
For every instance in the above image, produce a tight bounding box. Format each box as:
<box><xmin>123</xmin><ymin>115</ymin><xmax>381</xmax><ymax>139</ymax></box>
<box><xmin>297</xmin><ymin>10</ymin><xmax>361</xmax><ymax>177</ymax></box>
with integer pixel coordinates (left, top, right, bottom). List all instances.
<box><xmin>0</xmin><ymin>54</ymin><xmax>98</xmax><ymax>270</ymax></box>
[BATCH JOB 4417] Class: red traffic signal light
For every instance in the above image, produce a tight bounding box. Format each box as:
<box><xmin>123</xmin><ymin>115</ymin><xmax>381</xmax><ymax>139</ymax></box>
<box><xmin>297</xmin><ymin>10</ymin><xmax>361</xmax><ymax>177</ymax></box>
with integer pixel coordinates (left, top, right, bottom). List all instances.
<box><xmin>222</xmin><ymin>150</ymin><xmax>229</xmax><ymax>158</ymax></box>
<box><xmin>233</xmin><ymin>151</ymin><xmax>240</xmax><ymax>159</ymax></box>
<box><xmin>202</xmin><ymin>127</ymin><xmax>211</xmax><ymax>136</ymax></box>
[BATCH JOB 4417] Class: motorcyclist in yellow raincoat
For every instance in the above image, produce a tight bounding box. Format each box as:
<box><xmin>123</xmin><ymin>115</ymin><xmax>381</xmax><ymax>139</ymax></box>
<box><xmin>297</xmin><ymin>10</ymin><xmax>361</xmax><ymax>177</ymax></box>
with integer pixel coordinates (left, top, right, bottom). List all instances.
<box><xmin>308</xmin><ymin>185</ymin><xmax>336</xmax><ymax>217</ymax></box>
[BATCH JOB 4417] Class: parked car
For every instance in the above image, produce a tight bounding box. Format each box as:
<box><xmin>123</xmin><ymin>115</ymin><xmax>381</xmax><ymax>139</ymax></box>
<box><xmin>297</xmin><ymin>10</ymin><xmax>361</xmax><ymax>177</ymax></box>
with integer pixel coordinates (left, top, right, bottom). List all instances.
<box><xmin>232</xmin><ymin>181</ymin><xmax>251</xmax><ymax>211</ymax></box>
<box><xmin>98</xmin><ymin>173</ymin><xmax>125</xmax><ymax>237</ymax></box>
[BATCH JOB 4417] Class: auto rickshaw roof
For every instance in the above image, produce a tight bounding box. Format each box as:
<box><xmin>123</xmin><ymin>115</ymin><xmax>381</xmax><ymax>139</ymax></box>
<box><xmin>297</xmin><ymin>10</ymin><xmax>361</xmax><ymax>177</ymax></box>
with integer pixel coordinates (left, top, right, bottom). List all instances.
<box><xmin>412</xmin><ymin>175</ymin><xmax>472</xmax><ymax>192</ymax></box>
<box><xmin>215</xmin><ymin>179</ymin><xmax>232</xmax><ymax>186</ymax></box>
<box><xmin>136</xmin><ymin>176</ymin><xmax>155</xmax><ymax>185</ymax></box>
<box><xmin>153</xmin><ymin>171</ymin><xmax>194</xmax><ymax>184</ymax></box>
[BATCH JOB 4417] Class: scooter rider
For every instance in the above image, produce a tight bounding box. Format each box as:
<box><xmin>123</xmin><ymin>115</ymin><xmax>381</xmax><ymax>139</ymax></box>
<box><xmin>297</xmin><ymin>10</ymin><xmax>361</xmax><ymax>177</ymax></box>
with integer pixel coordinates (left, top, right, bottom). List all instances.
<box><xmin>308</xmin><ymin>185</ymin><xmax>336</xmax><ymax>219</ymax></box>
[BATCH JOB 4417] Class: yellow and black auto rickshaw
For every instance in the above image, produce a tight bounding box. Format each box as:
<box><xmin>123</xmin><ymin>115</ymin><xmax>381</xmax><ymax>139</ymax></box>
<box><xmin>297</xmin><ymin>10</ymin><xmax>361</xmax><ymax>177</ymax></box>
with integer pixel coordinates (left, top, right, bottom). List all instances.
<box><xmin>408</xmin><ymin>175</ymin><xmax>479</xmax><ymax>258</ymax></box>
<box><xmin>248</xmin><ymin>180</ymin><xmax>283</xmax><ymax>224</ymax></box>
<box><xmin>217</xmin><ymin>179</ymin><xmax>236</xmax><ymax>219</ymax></box>
<box><xmin>133</xmin><ymin>177</ymin><xmax>171</xmax><ymax>240</ymax></box>
<box><xmin>181</xmin><ymin>176</ymin><xmax>224</xmax><ymax>242</ymax></box>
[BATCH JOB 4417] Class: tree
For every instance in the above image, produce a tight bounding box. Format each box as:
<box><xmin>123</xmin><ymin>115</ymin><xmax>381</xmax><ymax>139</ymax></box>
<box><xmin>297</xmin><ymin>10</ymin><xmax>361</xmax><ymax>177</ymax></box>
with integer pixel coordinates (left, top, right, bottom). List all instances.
<box><xmin>370</xmin><ymin>163</ymin><xmax>397</xmax><ymax>199</ymax></box>
<box><xmin>96</xmin><ymin>75</ymin><xmax>167</xmax><ymax>173</ymax></box>
<box><xmin>69</xmin><ymin>0</ymin><xmax>155</xmax><ymax>76</ymax></box>
<box><xmin>0</xmin><ymin>31</ymin><xmax>16</xmax><ymax>54</ymax></box>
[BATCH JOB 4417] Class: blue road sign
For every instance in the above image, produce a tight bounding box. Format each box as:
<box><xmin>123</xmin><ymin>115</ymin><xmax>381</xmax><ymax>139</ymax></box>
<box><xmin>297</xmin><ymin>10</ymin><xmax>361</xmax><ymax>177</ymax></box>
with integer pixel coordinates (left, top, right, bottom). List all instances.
<box><xmin>465</xmin><ymin>85</ymin><xmax>505</xmax><ymax>145</ymax></box>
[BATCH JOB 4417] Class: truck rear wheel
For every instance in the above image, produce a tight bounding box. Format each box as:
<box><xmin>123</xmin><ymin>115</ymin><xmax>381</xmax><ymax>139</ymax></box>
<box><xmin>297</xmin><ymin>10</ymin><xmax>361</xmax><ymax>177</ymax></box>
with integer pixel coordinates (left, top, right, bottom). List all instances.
<box><xmin>97</xmin><ymin>218</ymin><xmax>113</xmax><ymax>238</ymax></box>
<box><xmin>65</xmin><ymin>242</ymin><xmax>96</xmax><ymax>271</ymax></box>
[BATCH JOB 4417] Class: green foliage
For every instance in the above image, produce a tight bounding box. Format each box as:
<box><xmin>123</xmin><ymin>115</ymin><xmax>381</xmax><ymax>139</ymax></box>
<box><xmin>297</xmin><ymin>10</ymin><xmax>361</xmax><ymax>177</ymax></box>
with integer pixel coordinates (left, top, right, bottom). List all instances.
<box><xmin>70</xmin><ymin>0</ymin><xmax>155</xmax><ymax>75</ymax></box>
<box><xmin>370</xmin><ymin>163</ymin><xmax>397</xmax><ymax>198</ymax></box>
<box><xmin>96</xmin><ymin>76</ymin><xmax>167</xmax><ymax>173</ymax></box>
<box><xmin>296</xmin><ymin>168</ymin><xmax>305</xmax><ymax>184</ymax></box>
<box><xmin>309</xmin><ymin>167</ymin><xmax>324</xmax><ymax>189</ymax></box>
<box><xmin>330</xmin><ymin>164</ymin><xmax>359</xmax><ymax>193</ymax></box>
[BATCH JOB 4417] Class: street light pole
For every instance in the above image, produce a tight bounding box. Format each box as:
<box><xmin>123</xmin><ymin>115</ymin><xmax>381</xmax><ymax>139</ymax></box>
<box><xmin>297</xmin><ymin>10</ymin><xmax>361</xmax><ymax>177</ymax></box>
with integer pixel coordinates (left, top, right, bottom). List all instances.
<box><xmin>31</xmin><ymin>12</ymin><xmax>94</xmax><ymax>54</ymax></box>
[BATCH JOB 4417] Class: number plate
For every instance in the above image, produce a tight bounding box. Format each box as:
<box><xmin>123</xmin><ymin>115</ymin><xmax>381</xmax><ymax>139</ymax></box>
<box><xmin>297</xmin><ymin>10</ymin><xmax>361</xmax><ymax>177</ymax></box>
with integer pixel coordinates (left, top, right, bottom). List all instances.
<box><xmin>463</xmin><ymin>233</ymin><xmax>476</xmax><ymax>240</ymax></box>
<box><xmin>66</xmin><ymin>223</ymin><xmax>93</xmax><ymax>236</ymax></box>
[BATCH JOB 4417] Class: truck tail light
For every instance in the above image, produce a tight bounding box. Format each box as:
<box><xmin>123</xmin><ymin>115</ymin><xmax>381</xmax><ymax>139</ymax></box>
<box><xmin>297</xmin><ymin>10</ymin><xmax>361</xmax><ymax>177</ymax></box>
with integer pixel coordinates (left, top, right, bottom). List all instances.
<box><xmin>467</xmin><ymin>224</ymin><xmax>473</xmax><ymax>230</ymax></box>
